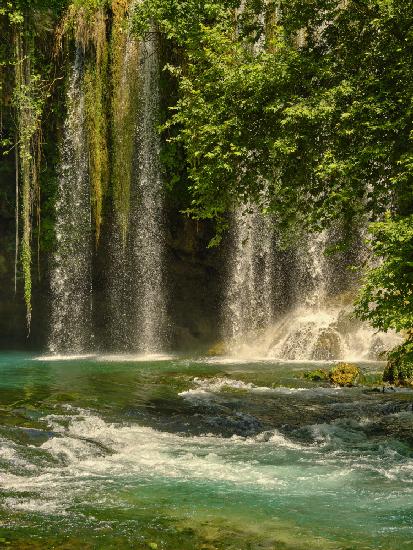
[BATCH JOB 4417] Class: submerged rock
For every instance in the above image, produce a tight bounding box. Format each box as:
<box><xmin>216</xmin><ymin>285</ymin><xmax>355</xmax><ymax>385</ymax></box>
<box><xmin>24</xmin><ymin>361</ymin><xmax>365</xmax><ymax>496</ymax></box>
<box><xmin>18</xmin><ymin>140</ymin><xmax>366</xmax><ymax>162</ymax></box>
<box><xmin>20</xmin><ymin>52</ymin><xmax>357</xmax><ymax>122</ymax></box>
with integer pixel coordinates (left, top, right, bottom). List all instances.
<box><xmin>329</xmin><ymin>363</ymin><xmax>360</xmax><ymax>386</ymax></box>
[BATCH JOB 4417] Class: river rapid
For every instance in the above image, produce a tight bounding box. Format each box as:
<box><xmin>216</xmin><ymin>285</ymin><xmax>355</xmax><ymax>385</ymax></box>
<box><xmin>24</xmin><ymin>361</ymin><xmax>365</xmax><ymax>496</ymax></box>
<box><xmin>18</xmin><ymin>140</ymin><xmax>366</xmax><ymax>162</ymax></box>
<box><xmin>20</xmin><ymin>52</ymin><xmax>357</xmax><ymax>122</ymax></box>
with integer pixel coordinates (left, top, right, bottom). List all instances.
<box><xmin>0</xmin><ymin>353</ymin><xmax>412</xmax><ymax>549</ymax></box>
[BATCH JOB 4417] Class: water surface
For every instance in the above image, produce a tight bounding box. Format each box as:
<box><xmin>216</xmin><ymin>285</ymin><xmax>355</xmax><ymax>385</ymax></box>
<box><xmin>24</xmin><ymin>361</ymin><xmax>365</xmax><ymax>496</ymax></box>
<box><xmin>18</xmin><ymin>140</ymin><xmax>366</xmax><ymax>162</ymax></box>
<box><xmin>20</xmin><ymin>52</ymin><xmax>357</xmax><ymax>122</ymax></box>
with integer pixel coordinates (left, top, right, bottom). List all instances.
<box><xmin>0</xmin><ymin>353</ymin><xmax>412</xmax><ymax>549</ymax></box>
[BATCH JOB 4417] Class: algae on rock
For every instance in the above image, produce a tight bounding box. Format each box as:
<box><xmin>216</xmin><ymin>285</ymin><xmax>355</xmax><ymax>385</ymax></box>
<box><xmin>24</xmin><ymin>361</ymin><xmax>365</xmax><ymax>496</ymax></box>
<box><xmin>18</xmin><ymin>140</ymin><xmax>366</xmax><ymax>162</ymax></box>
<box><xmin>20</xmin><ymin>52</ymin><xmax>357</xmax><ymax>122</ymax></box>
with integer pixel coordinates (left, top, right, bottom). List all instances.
<box><xmin>329</xmin><ymin>363</ymin><xmax>360</xmax><ymax>387</ymax></box>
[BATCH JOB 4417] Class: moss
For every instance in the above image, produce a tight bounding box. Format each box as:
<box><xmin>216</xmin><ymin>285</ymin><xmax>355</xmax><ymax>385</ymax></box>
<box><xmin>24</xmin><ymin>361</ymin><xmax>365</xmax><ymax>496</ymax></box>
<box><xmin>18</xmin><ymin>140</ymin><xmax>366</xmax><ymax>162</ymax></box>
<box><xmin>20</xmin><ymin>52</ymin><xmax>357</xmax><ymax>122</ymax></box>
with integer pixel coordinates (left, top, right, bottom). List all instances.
<box><xmin>62</xmin><ymin>3</ymin><xmax>111</xmax><ymax>243</ymax></box>
<box><xmin>110</xmin><ymin>0</ymin><xmax>140</xmax><ymax>243</ymax></box>
<box><xmin>329</xmin><ymin>363</ymin><xmax>360</xmax><ymax>387</ymax></box>
<box><xmin>84</xmin><ymin>48</ymin><xmax>110</xmax><ymax>243</ymax></box>
<box><xmin>303</xmin><ymin>369</ymin><xmax>328</xmax><ymax>381</ymax></box>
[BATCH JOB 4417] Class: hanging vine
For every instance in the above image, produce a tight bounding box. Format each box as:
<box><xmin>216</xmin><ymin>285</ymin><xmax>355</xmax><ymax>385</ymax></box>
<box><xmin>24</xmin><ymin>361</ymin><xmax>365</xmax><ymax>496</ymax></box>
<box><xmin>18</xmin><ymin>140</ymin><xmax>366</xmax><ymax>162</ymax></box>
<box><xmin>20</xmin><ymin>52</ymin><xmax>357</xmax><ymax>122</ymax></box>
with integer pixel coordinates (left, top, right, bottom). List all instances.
<box><xmin>110</xmin><ymin>0</ymin><xmax>140</xmax><ymax>244</ymax></box>
<box><xmin>13</xmin><ymin>19</ymin><xmax>46</xmax><ymax>329</ymax></box>
<box><xmin>60</xmin><ymin>1</ymin><xmax>110</xmax><ymax>243</ymax></box>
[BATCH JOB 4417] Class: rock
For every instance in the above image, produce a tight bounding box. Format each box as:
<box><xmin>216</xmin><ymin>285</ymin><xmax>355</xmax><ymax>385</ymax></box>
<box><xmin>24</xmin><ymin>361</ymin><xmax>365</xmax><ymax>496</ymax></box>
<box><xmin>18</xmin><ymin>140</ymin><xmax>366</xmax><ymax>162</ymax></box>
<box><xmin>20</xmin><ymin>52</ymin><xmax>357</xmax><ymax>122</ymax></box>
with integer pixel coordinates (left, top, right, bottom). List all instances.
<box><xmin>312</xmin><ymin>329</ymin><xmax>342</xmax><ymax>360</ymax></box>
<box><xmin>334</xmin><ymin>309</ymin><xmax>363</xmax><ymax>334</ymax></box>
<box><xmin>329</xmin><ymin>363</ymin><xmax>360</xmax><ymax>386</ymax></box>
<box><xmin>368</xmin><ymin>336</ymin><xmax>390</xmax><ymax>361</ymax></box>
<box><xmin>207</xmin><ymin>341</ymin><xmax>227</xmax><ymax>356</ymax></box>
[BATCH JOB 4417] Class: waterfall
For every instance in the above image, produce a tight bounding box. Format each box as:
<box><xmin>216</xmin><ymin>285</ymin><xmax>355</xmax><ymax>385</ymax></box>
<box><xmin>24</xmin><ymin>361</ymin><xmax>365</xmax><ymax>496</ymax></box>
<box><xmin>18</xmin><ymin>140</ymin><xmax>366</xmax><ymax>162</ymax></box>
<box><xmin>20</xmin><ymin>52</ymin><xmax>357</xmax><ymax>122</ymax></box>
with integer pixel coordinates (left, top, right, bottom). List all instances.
<box><xmin>109</xmin><ymin>28</ymin><xmax>167</xmax><ymax>353</ymax></box>
<box><xmin>224</xmin><ymin>205</ymin><xmax>275</xmax><ymax>353</ymax></box>
<box><xmin>129</xmin><ymin>30</ymin><xmax>167</xmax><ymax>352</ymax></box>
<box><xmin>107</xmin><ymin>11</ymin><xmax>140</xmax><ymax>351</ymax></box>
<box><xmin>266</xmin><ymin>229</ymin><xmax>401</xmax><ymax>361</ymax></box>
<box><xmin>49</xmin><ymin>50</ymin><xmax>93</xmax><ymax>354</ymax></box>
<box><xmin>223</xmin><ymin>216</ymin><xmax>400</xmax><ymax>361</ymax></box>
<box><xmin>223</xmin><ymin>9</ymin><xmax>277</xmax><ymax>354</ymax></box>
<box><xmin>218</xmin><ymin>2</ymin><xmax>400</xmax><ymax>362</ymax></box>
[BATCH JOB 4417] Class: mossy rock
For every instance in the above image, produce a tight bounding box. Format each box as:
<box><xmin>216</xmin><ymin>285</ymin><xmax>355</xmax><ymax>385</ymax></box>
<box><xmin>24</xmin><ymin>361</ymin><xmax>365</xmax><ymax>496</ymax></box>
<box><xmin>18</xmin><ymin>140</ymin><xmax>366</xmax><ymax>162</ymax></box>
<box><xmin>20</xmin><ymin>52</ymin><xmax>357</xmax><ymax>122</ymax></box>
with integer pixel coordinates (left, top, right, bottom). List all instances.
<box><xmin>329</xmin><ymin>363</ymin><xmax>360</xmax><ymax>386</ymax></box>
<box><xmin>303</xmin><ymin>369</ymin><xmax>328</xmax><ymax>381</ymax></box>
<box><xmin>312</xmin><ymin>329</ymin><xmax>341</xmax><ymax>360</ymax></box>
<box><xmin>207</xmin><ymin>341</ymin><xmax>227</xmax><ymax>356</ymax></box>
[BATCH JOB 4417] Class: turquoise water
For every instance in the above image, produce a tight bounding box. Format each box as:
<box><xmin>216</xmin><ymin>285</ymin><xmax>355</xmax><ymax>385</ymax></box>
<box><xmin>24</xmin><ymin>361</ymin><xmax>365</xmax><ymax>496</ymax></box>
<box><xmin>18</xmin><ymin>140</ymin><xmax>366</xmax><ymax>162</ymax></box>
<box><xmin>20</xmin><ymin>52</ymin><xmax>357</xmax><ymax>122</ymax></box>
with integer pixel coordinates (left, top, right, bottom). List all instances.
<box><xmin>0</xmin><ymin>352</ymin><xmax>413</xmax><ymax>549</ymax></box>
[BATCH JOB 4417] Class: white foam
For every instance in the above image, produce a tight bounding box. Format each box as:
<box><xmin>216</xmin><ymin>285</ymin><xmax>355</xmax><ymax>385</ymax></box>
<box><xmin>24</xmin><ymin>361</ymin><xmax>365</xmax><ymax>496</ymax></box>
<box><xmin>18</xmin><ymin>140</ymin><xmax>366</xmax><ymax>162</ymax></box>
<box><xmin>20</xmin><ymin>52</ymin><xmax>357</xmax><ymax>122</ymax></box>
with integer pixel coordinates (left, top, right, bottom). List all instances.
<box><xmin>200</xmin><ymin>355</ymin><xmax>279</xmax><ymax>365</ymax></box>
<box><xmin>221</xmin><ymin>306</ymin><xmax>402</xmax><ymax>363</ymax></box>
<box><xmin>98</xmin><ymin>353</ymin><xmax>174</xmax><ymax>362</ymax></box>
<box><xmin>34</xmin><ymin>354</ymin><xmax>97</xmax><ymax>361</ymax></box>
<box><xmin>0</xmin><ymin>409</ymin><xmax>290</xmax><ymax>515</ymax></box>
<box><xmin>178</xmin><ymin>377</ymin><xmax>344</xmax><ymax>402</ymax></box>
<box><xmin>34</xmin><ymin>353</ymin><xmax>175</xmax><ymax>363</ymax></box>
<box><xmin>2</xmin><ymin>407</ymin><xmax>413</xmax><ymax>516</ymax></box>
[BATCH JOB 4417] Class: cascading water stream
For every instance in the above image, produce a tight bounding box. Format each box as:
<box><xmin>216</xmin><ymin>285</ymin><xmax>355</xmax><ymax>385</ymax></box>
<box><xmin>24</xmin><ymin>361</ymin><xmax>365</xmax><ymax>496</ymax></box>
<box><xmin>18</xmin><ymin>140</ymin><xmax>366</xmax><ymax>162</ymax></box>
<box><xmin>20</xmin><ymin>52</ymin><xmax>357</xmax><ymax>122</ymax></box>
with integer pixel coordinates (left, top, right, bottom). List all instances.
<box><xmin>108</xmin><ymin>26</ymin><xmax>167</xmax><ymax>354</ymax></box>
<box><xmin>129</xmin><ymin>30</ymin><xmax>167</xmax><ymax>352</ymax></box>
<box><xmin>107</xmin><ymin>9</ymin><xmax>140</xmax><ymax>350</ymax></box>
<box><xmin>224</xmin><ymin>205</ymin><xmax>275</xmax><ymax>352</ymax></box>
<box><xmin>224</xmin><ymin>211</ymin><xmax>400</xmax><ymax>361</ymax></box>
<box><xmin>223</xmin><ymin>8</ymin><xmax>276</xmax><ymax>354</ymax></box>
<box><xmin>48</xmin><ymin>49</ymin><xmax>93</xmax><ymax>354</ymax></box>
<box><xmin>264</xmin><ymin>229</ymin><xmax>401</xmax><ymax>361</ymax></box>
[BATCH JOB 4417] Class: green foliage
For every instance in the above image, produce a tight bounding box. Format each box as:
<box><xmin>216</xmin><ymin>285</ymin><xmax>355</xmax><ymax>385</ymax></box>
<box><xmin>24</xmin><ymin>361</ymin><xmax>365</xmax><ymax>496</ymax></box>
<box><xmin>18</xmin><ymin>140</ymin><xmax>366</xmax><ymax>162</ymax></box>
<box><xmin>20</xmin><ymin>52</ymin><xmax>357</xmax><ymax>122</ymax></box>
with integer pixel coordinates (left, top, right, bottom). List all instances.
<box><xmin>131</xmin><ymin>0</ymin><xmax>413</xmax><ymax>361</ymax></box>
<box><xmin>383</xmin><ymin>339</ymin><xmax>413</xmax><ymax>386</ymax></box>
<box><xmin>355</xmin><ymin>214</ymin><xmax>413</xmax><ymax>334</ymax></box>
<box><xmin>1</xmin><ymin>0</ymin><xmax>66</xmax><ymax>327</ymax></box>
<box><xmin>131</xmin><ymin>0</ymin><xmax>413</xmax><ymax>238</ymax></box>
<box><xmin>13</xmin><ymin>28</ymin><xmax>50</xmax><ymax>327</ymax></box>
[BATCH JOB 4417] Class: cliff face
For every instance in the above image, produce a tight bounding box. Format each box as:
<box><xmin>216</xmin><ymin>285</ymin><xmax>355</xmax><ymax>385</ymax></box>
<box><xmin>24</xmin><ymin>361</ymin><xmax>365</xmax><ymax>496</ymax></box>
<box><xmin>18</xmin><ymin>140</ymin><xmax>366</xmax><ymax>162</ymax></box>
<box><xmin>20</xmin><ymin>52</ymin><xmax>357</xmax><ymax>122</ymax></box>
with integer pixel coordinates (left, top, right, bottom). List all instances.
<box><xmin>165</xmin><ymin>213</ymin><xmax>223</xmax><ymax>351</ymax></box>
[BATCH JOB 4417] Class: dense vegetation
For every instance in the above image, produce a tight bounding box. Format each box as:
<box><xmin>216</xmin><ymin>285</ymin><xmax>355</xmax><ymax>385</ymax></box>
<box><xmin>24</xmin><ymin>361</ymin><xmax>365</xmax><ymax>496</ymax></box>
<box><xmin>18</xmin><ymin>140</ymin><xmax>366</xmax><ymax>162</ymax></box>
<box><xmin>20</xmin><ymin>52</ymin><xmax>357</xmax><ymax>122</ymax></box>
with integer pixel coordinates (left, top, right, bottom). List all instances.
<box><xmin>0</xmin><ymin>0</ymin><xmax>412</xmax><ymax>369</ymax></box>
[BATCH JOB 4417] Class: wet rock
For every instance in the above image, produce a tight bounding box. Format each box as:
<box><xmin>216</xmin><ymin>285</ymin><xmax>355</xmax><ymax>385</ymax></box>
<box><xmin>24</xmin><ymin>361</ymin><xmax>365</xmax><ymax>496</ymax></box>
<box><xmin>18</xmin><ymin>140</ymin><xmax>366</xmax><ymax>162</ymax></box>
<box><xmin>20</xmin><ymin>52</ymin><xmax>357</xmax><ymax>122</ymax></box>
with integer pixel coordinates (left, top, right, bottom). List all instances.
<box><xmin>368</xmin><ymin>336</ymin><xmax>390</xmax><ymax>360</ymax></box>
<box><xmin>312</xmin><ymin>328</ymin><xmax>342</xmax><ymax>360</ymax></box>
<box><xmin>334</xmin><ymin>309</ymin><xmax>363</xmax><ymax>334</ymax></box>
<box><xmin>207</xmin><ymin>341</ymin><xmax>227</xmax><ymax>356</ymax></box>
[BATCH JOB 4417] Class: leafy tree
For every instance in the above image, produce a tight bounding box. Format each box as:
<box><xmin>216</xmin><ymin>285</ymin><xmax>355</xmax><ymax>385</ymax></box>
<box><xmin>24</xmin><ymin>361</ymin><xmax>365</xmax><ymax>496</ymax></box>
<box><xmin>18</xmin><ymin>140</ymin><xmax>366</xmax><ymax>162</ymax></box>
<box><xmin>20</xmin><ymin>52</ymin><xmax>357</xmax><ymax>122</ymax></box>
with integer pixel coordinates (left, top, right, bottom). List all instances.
<box><xmin>355</xmin><ymin>214</ymin><xmax>413</xmax><ymax>333</ymax></box>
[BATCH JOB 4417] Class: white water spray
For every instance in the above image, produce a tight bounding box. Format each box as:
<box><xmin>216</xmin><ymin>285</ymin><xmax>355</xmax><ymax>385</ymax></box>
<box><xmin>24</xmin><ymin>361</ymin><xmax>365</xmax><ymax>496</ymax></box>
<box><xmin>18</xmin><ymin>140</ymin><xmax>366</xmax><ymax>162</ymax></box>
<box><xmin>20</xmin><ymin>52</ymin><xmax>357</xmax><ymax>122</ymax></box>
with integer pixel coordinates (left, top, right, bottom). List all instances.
<box><xmin>49</xmin><ymin>50</ymin><xmax>92</xmax><ymax>353</ymax></box>
<box><xmin>224</xmin><ymin>205</ymin><xmax>275</xmax><ymax>350</ymax></box>
<box><xmin>128</xmin><ymin>30</ymin><xmax>167</xmax><ymax>353</ymax></box>
<box><xmin>109</xmin><ymin>27</ymin><xmax>167</xmax><ymax>353</ymax></box>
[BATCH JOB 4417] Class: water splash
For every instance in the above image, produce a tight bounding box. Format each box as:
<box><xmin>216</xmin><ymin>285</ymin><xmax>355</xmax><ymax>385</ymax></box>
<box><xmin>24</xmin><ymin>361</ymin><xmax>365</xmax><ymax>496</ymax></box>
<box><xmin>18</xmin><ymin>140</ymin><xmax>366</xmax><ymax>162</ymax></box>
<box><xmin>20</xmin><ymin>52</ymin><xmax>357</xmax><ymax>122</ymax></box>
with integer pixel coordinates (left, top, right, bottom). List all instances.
<box><xmin>49</xmin><ymin>50</ymin><xmax>93</xmax><ymax>354</ymax></box>
<box><xmin>223</xmin><ymin>225</ymin><xmax>401</xmax><ymax>362</ymax></box>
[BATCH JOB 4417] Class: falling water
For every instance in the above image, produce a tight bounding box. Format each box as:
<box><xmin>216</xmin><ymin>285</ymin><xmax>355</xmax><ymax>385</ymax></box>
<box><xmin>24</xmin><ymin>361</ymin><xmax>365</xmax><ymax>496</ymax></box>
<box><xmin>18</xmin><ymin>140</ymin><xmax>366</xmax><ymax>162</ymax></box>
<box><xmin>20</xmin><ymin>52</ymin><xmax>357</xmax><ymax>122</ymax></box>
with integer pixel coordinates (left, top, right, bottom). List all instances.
<box><xmin>109</xmin><ymin>28</ymin><xmax>167</xmax><ymax>353</ymax></box>
<box><xmin>107</xmin><ymin>10</ymin><xmax>140</xmax><ymax>350</ymax></box>
<box><xmin>224</xmin><ymin>205</ymin><xmax>275</xmax><ymax>351</ymax></box>
<box><xmin>266</xmin><ymin>229</ymin><xmax>401</xmax><ymax>361</ymax></box>
<box><xmin>49</xmin><ymin>50</ymin><xmax>93</xmax><ymax>353</ymax></box>
<box><xmin>129</xmin><ymin>30</ymin><xmax>167</xmax><ymax>352</ymax></box>
<box><xmin>223</xmin><ymin>215</ymin><xmax>400</xmax><ymax>361</ymax></box>
<box><xmin>224</xmin><ymin>8</ymin><xmax>276</xmax><ymax>353</ymax></box>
